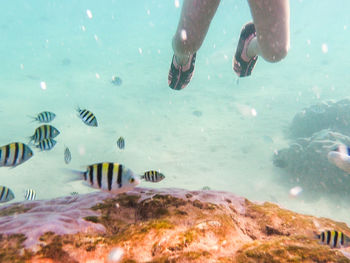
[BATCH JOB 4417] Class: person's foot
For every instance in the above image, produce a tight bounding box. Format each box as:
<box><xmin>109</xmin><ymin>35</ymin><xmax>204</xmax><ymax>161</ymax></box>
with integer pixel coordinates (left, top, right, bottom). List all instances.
<box><xmin>233</xmin><ymin>22</ymin><xmax>258</xmax><ymax>77</ymax></box>
<box><xmin>168</xmin><ymin>53</ymin><xmax>196</xmax><ymax>90</ymax></box>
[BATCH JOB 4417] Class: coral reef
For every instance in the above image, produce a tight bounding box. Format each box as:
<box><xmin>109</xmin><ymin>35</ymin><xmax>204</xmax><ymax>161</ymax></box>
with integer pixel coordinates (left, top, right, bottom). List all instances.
<box><xmin>0</xmin><ymin>188</ymin><xmax>349</xmax><ymax>262</ymax></box>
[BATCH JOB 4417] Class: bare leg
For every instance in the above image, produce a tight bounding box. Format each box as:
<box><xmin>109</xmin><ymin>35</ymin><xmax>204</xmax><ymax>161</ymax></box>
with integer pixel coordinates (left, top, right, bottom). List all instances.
<box><xmin>172</xmin><ymin>0</ymin><xmax>220</xmax><ymax>65</ymax></box>
<box><xmin>247</xmin><ymin>0</ymin><xmax>290</xmax><ymax>62</ymax></box>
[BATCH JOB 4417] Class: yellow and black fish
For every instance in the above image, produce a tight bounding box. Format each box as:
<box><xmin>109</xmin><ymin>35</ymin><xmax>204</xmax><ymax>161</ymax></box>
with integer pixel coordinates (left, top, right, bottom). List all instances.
<box><xmin>317</xmin><ymin>230</ymin><xmax>350</xmax><ymax>248</ymax></box>
<box><xmin>141</xmin><ymin>170</ymin><xmax>165</xmax><ymax>183</ymax></box>
<box><xmin>68</xmin><ymin>162</ymin><xmax>139</xmax><ymax>193</ymax></box>
<box><xmin>30</xmin><ymin>111</ymin><xmax>56</xmax><ymax>123</ymax></box>
<box><xmin>0</xmin><ymin>185</ymin><xmax>15</xmax><ymax>203</ymax></box>
<box><xmin>36</xmin><ymin>138</ymin><xmax>57</xmax><ymax>151</ymax></box>
<box><xmin>0</xmin><ymin>142</ymin><xmax>33</xmax><ymax>167</ymax></box>
<box><xmin>77</xmin><ymin>108</ymin><xmax>98</xmax><ymax>127</ymax></box>
<box><xmin>29</xmin><ymin>125</ymin><xmax>60</xmax><ymax>143</ymax></box>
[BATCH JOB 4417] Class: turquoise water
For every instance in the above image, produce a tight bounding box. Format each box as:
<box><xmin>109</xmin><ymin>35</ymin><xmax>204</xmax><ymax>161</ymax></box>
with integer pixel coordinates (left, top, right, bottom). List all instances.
<box><xmin>0</xmin><ymin>0</ymin><xmax>350</xmax><ymax>224</ymax></box>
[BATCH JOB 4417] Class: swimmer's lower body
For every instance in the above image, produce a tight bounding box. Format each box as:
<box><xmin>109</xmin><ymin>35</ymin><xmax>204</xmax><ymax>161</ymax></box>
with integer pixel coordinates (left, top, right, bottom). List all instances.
<box><xmin>168</xmin><ymin>0</ymin><xmax>290</xmax><ymax>90</ymax></box>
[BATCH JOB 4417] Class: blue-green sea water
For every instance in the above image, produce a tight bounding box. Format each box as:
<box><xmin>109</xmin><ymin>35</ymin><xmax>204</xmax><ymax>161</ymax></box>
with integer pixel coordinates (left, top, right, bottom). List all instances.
<box><xmin>1</xmin><ymin>0</ymin><xmax>350</xmax><ymax>225</ymax></box>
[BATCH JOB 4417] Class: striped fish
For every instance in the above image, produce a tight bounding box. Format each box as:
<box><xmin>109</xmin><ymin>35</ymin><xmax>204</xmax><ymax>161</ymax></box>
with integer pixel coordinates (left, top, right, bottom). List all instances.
<box><xmin>77</xmin><ymin>162</ymin><xmax>139</xmax><ymax>193</ymax></box>
<box><xmin>30</xmin><ymin>111</ymin><xmax>56</xmax><ymax>123</ymax></box>
<box><xmin>64</xmin><ymin>146</ymin><xmax>71</xmax><ymax>164</ymax></box>
<box><xmin>0</xmin><ymin>186</ymin><xmax>15</xmax><ymax>203</ymax></box>
<box><xmin>140</xmin><ymin>170</ymin><xmax>165</xmax><ymax>183</ymax></box>
<box><xmin>317</xmin><ymin>230</ymin><xmax>350</xmax><ymax>248</ymax></box>
<box><xmin>36</xmin><ymin>138</ymin><xmax>57</xmax><ymax>151</ymax></box>
<box><xmin>29</xmin><ymin>125</ymin><xmax>60</xmax><ymax>143</ymax></box>
<box><xmin>116</xmin><ymin>137</ymin><xmax>125</xmax><ymax>149</ymax></box>
<box><xmin>77</xmin><ymin>108</ymin><xmax>98</xmax><ymax>127</ymax></box>
<box><xmin>0</xmin><ymin>142</ymin><xmax>33</xmax><ymax>167</ymax></box>
<box><xmin>24</xmin><ymin>188</ymin><xmax>36</xmax><ymax>200</ymax></box>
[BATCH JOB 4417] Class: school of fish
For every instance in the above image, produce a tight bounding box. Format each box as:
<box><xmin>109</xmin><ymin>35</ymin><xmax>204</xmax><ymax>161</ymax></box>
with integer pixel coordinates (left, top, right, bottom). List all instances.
<box><xmin>1</xmin><ymin>109</ymin><xmax>165</xmax><ymax>203</ymax></box>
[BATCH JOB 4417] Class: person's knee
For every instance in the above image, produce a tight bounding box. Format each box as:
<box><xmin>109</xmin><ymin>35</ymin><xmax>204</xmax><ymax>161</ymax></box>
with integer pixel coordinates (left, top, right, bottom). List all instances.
<box><xmin>261</xmin><ymin>42</ymin><xmax>289</xmax><ymax>63</ymax></box>
<box><xmin>172</xmin><ymin>31</ymin><xmax>202</xmax><ymax>56</ymax></box>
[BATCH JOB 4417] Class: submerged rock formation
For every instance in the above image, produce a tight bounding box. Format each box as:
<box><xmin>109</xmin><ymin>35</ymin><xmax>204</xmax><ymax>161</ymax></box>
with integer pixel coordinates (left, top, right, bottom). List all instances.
<box><xmin>274</xmin><ymin>99</ymin><xmax>350</xmax><ymax>196</ymax></box>
<box><xmin>0</xmin><ymin>188</ymin><xmax>349</xmax><ymax>262</ymax></box>
<box><xmin>289</xmin><ymin>99</ymin><xmax>350</xmax><ymax>139</ymax></box>
<box><xmin>273</xmin><ymin>129</ymin><xmax>350</xmax><ymax>194</ymax></box>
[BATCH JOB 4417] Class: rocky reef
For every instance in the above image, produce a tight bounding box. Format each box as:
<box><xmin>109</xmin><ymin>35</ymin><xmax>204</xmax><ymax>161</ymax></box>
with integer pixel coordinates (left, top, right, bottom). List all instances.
<box><xmin>288</xmin><ymin>99</ymin><xmax>350</xmax><ymax>139</ymax></box>
<box><xmin>274</xmin><ymin>99</ymin><xmax>350</xmax><ymax>196</ymax></box>
<box><xmin>0</xmin><ymin>188</ymin><xmax>350</xmax><ymax>262</ymax></box>
<box><xmin>273</xmin><ymin>129</ymin><xmax>350</xmax><ymax>194</ymax></box>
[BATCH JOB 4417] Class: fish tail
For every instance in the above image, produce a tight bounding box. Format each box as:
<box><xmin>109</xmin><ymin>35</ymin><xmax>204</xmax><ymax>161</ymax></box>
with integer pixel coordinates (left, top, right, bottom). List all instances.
<box><xmin>61</xmin><ymin>168</ymin><xmax>85</xmax><ymax>182</ymax></box>
<box><xmin>345</xmin><ymin>235</ymin><xmax>350</xmax><ymax>246</ymax></box>
<box><xmin>27</xmin><ymin>135</ymin><xmax>35</xmax><ymax>145</ymax></box>
<box><xmin>27</xmin><ymin>115</ymin><xmax>37</xmax><ymax>123</ymax></box>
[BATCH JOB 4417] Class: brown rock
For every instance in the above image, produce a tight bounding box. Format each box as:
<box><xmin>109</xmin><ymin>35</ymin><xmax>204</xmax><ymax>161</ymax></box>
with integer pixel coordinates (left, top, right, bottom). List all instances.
<box><xmin>0</xmin><ymin>188</ymin><xmax>349</xmax><ymax>262</ymax></box>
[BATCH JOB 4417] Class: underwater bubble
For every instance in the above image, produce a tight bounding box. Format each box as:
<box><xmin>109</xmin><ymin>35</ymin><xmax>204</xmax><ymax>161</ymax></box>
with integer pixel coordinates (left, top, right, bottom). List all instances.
<box><xmin>95</xmin><ymin>73</ymin><xmax>100</xmax><ymax>79</ymax></box>
<box><xmin>138</xmin><ymin>48</ymin><xmax>143</xmax><ymax>54</ymax></box>
<box><xmin>289</xmin><ymin>186</ymin><xmax>303</xmax><ymax>197</ymax></box>
<box><xmin>251</xmin><ymin>108</ymin><xmax>257</xmax><ymax>117</ymax></box>
<box><xmin>86</xmin><ymin>9</ymin><xmax>93</xmax><ymax>19</ymax></box>
<box><xmin>174</xmin><ymin>0</ymin><xmax>180</xmax><ymax>8</ymax></box>
<box><xmin>81</xmin><ymin>25</ymin><xmax>86</xmax><ymax>31</ymax></box>
<box><xmin>40</xmin><ymin>81</ymin><xmax>47</xmax><ymax>90</ymax></box>
<box><xmin>321</xmin><ymin>43</ymin><xmax>328</xmax><ymax>53</ymax></box>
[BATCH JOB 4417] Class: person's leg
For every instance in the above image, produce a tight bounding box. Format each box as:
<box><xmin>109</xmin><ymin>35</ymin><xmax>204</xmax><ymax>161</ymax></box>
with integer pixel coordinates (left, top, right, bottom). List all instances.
<box><xmin>168</xmin><ymin>0</ymin><xmax>220</xmax><ymax>90</ymax></box>
<box><xmin>247</xmin><ymin>0</ymin><xmax>290</xmax><ymax>62</ymax></box>
<box><xmin>172</xmin><ymin>0</ymin><xmax>220</xmax><ymax>65</ymax></box>
<box><xmin>233</xmin><ymin>0</ymin><xmax>289</xmax><ymax>77</ymax></box>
